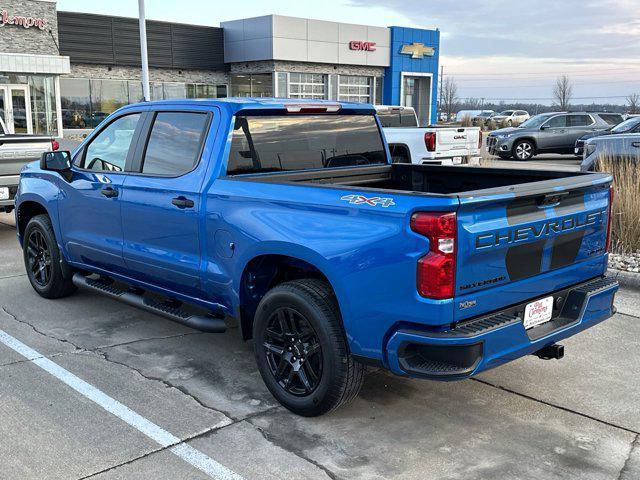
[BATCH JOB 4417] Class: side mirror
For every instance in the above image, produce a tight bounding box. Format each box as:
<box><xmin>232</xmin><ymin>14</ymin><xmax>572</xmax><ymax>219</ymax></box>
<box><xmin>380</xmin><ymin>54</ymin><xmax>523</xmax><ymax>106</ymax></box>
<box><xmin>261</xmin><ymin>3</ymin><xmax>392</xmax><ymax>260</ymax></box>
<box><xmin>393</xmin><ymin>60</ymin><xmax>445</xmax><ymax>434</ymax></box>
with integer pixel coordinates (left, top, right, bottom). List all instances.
<box><xmin>540</xmin><ymin>125</ymin><xmax>548</xmax><ymax>130</ymax></box>
<box><xmin>40</xmin><ymin>150</ymin><xmax>71</xmax><ymax>172</ymax></box>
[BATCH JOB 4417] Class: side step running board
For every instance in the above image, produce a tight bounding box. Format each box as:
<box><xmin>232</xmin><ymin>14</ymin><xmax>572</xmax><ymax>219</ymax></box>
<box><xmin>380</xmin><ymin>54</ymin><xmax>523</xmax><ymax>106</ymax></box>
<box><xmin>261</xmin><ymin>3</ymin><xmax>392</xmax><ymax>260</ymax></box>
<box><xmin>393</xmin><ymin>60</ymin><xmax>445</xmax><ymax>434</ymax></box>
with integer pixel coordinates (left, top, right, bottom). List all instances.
<box><xmin>72</xmin><ymin>273</ymin><xmax>226</xmax><ymax>333</ymax></box>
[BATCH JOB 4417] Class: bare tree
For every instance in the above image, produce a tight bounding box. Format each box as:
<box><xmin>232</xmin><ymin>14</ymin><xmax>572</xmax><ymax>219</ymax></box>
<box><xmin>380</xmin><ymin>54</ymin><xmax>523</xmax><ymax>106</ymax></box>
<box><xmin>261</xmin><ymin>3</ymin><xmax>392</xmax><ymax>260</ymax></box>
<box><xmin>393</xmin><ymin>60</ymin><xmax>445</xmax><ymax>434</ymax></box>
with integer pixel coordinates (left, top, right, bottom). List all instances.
<box><xmin>441</xmin><ymin>77</ymin><xmax>458</xmax><ymax>120</ymax></box>
<box><xmin>553</xmin><ymin>75</ymin><xmax>573</xmax><ymax>110</ymax></box>
<box><xmin>627</xmin><ymin>93</ymin><xmax>640</xmax><ymax>114</ymax></box>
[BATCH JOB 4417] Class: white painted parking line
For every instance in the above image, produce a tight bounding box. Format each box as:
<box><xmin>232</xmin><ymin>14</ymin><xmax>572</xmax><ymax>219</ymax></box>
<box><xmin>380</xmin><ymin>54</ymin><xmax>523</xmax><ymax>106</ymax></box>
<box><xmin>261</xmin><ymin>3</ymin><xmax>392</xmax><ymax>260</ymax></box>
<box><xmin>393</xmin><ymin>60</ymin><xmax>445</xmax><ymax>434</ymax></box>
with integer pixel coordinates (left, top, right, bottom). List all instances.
<box><xmin>0</xmin><ymin>329</ymin><xmax>244</xmax><ymax>480</ymax></box>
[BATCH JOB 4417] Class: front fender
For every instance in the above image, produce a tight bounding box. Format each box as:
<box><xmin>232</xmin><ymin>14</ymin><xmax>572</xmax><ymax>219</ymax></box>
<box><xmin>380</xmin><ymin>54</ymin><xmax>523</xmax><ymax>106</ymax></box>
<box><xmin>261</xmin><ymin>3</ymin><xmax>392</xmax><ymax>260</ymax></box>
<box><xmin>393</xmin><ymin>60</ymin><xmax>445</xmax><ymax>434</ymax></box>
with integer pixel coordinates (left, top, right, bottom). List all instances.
<box><xmin>15</xmin><ymin>173</ymin><xmax>62</xmax><ymax>249</ymax></box>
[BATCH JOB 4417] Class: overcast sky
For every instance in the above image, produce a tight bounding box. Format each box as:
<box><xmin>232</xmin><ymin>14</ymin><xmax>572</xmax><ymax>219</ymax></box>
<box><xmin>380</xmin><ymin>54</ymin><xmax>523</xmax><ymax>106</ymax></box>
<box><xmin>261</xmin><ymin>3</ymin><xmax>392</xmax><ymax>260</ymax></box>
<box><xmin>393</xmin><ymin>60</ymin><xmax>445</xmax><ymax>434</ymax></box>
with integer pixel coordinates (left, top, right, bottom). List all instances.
<box><xmin>58</xmin><ymin>0</ymin><xmax>640</xmax><ymax>105</ymax></box>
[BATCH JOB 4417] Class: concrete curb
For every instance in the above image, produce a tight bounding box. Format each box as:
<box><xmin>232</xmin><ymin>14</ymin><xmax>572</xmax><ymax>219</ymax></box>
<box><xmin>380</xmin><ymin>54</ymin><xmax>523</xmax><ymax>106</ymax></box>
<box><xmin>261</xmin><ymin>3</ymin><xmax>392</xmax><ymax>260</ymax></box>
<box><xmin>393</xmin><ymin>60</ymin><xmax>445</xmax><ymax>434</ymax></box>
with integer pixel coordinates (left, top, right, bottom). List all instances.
<box><xmin>608</xmin><ymin>268</ymin><xmax>640</xmax><ymax>291</ymax></box>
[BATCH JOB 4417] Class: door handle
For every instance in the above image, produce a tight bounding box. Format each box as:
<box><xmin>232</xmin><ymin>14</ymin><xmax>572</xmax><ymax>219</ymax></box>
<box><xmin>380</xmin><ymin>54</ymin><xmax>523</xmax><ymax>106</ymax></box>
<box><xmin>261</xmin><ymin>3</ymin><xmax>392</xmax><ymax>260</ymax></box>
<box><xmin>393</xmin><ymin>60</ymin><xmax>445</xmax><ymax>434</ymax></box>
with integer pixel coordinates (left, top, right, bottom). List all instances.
<box><xmin>171</xmin><ymin>196</ymin><xmax>194</xmax><ymax>209</ymax></box>
<box><xmin>101</xmin><ymin>186</ymin><xmax>118</xmax><ymax>198</ymax></box>
<box><xmin>632</xmin><ymin>142</ymin><xmax>640</xmax><ymax>148</ymax></box>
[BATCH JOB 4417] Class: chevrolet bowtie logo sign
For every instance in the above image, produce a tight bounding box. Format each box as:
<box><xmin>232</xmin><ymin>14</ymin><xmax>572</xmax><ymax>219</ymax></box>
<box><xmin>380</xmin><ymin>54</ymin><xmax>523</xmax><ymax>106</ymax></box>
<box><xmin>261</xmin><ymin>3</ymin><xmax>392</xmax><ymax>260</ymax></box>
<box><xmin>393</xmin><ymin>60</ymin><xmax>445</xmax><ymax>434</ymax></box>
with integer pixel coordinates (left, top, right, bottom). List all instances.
<box><xmin>400</xmin><ymin>43</ymin><xmax>435</xmax><ymax>59</ymax></box>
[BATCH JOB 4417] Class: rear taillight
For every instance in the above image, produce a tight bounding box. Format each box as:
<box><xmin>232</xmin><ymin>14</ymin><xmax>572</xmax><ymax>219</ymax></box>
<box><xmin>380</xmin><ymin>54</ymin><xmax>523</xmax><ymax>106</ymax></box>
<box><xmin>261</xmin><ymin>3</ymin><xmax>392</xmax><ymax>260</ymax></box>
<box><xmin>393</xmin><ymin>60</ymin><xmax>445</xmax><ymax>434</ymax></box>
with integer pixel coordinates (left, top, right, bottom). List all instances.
<box><xmin>605</xmin><ymin>185</ymin><xmax>613</xmax><ymax>252</ymax></box>
<box><xmin>411</xmin><ymin>212</ymin><xmax>457</xmax><ymax>299</ymax></box>
<box><xmin>424</xmin><ymin>132</ymin><xmax>436</xmax><ymax>152</ymax></box>
<box><xmin>51</xmin><ymin>139</ymin><xmax>59</xmax><ymax>151</ymax></box>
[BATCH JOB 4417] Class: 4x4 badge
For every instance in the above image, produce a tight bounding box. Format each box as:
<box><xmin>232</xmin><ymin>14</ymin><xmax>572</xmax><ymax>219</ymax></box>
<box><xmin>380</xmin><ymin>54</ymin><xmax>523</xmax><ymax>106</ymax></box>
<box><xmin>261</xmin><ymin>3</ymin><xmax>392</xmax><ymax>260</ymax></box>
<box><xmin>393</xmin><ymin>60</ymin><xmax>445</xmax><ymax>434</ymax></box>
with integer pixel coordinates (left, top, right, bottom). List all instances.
<box><xmin>340</xmin><ymin>194</ymin><xmax>396</xmax><ymax>207</ymax></box>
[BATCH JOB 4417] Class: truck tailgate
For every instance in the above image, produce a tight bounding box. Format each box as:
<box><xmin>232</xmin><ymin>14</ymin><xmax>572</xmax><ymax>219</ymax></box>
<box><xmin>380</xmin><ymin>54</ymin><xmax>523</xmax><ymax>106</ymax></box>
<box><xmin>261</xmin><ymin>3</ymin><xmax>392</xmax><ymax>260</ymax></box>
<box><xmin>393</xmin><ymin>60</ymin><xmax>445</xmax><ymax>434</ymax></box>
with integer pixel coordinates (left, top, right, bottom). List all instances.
<box><xmin>454</xmin><ymin>177</ymin><xmax>611</xmax><ymax>321</ymax></box>
<box><xmin>436</xmin><ymin>128</ymin><xmax>479</xmax><ymax>155</ymax></box>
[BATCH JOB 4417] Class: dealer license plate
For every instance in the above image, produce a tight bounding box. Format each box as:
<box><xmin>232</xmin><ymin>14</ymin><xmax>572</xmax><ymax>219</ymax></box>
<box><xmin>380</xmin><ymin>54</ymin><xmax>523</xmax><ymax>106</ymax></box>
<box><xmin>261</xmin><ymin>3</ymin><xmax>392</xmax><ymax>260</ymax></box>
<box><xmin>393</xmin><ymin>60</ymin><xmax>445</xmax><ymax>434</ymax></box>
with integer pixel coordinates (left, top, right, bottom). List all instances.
<box><xmin>453</xmin><ymin>156</ymin><xmax>462</xmax><ymax>164</ymax></box>
<box><xmin>0</xmin><ymin>187</ymin><xmax>9</xmax><ymax>201</ymax></box>
<box><xmin>523</xmin><ymin>296</ymin><xmax>554</xmax><ymax>329</ymax></box>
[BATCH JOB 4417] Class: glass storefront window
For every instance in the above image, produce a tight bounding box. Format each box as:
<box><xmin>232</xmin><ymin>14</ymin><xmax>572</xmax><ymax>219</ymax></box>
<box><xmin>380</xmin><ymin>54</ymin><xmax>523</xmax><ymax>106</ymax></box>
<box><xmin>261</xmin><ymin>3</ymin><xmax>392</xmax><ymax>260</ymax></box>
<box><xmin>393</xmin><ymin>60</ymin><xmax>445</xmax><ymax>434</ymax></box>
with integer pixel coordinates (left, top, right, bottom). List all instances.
<box><xmin>288</xmin><ymin>73</ymin><xmax>327</xmax><ymax>100</ymax></box>
<box><xmin>29</xmin><ymin>76</ymin><xmax>58</xmax><ymax>135</ymax></box>
<box><xmin>163</xmin><ymin>83</ymin><xmax>187</xmax><ymax>99</ymax></box>
<box><xmin>150</xmin><ymin>82</ymin><xmax>164</xmax><ymax>101</ymax></box>
<box><xmin>338</xmin><ymin>75</ymin><xmax>372</xmax><ymax>103</ymax></box>
<box><xmin>128</xmin><ymin>81</ymin><xmax>143</xmax><ymax>103</ymax></box>
<box><xmin>90</xmin><ymin>79</ymin><xmax>128</xmax><ymax>128</ymax></box>
<box><xmin>374</xmin><ymin>77</ymin><xmax>383</xmax><ymax>105</ymax></box>
<box><xmin>60</xmin><ymin>79</ymin><xmax>227</xmax><ymax>129</ymax></box>
<box><xmin>61</xmin><ymin>78</ymin><xmax>91</xmax><ymax>129</ymax></box>
<box><xmin>0</xmin><ymin>74</ymin><xmax>58</xmax><ymax>135</ymax></box>
<box><xmin>230</xmin><ymin>74</ymin><xmax>273</xmax><ymax>97</ymax></box>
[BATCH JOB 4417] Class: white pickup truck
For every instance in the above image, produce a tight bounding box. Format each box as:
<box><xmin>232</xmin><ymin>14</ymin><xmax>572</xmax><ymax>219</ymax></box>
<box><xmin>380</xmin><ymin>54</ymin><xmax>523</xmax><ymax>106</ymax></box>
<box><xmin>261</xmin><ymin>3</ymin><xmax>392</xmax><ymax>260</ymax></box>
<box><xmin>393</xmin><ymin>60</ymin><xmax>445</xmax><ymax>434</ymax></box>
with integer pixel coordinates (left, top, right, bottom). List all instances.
<box><xmin>0</xmin><ymin>116</ymin><xmax>57</xmax><ymax>213</ymax></box>
<box><xmin>375</xmin><ymin>105</ymin><xmax>482</xmax><ymax>165</ymax></box>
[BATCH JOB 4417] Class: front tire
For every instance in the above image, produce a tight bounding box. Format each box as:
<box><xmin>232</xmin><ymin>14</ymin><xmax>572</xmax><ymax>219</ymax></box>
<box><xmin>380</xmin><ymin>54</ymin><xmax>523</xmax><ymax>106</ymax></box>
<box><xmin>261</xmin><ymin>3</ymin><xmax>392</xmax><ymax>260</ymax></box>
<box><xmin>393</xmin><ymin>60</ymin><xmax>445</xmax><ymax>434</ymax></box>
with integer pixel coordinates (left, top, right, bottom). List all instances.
<box><xmin>253</xmin><ymin>279</ymin><xmax>364</xmax><ymax>416</ymax></box>
<box><xmin>512</xmin><ymin>140</ymin><xmax>535</xmax><ymax>160</ymax></box>
<box><xmin>23</xmin><ymin>214</ymin><xmax>76</xmax><ymax>299</ymax></box>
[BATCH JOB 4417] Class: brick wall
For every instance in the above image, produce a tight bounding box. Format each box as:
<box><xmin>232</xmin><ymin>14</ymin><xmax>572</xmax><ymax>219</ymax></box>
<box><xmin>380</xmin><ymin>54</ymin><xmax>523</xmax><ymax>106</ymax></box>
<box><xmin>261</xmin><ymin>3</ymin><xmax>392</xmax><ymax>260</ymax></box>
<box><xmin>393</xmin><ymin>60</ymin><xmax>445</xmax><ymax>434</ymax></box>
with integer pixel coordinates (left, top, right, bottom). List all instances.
<box><xmin>230</xmin><ymin>60</ymin><xmax>384</xmax><ymax>77</ymax></box>
<box><xmin>0</xmin><ymin>0</ymin><xmax>59</xmax><ymax>55</ymax></box>
<box><xmin>66</xmin><ymin>63</ymin><xmax>229</xmax><ymax>85</ymax></box>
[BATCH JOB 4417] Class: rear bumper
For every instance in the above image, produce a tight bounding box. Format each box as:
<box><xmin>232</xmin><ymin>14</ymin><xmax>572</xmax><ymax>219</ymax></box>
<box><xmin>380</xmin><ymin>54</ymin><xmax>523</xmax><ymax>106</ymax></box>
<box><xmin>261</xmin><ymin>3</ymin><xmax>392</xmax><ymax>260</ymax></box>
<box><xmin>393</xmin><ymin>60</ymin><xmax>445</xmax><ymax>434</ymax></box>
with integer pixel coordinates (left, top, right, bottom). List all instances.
<box><xmin>385</xmin><ymin>276</ymin><xmax>618</xmax><ymax>379</ymax></box>
<box><xmin>0</xmin><ymin>177</ymin><xmax>19</xmax><ymax>209</ymax></box>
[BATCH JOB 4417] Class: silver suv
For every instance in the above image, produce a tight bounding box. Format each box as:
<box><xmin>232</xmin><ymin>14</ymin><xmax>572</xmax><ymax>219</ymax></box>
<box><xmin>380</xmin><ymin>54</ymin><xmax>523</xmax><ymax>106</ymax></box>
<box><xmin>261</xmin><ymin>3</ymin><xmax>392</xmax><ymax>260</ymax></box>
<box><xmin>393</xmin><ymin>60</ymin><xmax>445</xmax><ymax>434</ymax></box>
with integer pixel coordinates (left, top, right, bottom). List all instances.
<box><xmin>487</xmin><ymin>112</ymin><xmax>616</xmax><ymax>160</ymax></box>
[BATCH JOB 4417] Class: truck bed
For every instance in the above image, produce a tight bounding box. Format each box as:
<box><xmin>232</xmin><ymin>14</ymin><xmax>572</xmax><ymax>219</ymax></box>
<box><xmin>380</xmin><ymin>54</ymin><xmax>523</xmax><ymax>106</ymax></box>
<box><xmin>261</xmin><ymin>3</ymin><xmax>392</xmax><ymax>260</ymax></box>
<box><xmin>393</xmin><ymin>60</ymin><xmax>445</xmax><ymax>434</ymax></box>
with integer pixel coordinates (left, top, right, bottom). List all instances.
<box><xmin>241</xmin><ymin>163</ymin><xmax>607</xmax><ymax>198</ymax></box>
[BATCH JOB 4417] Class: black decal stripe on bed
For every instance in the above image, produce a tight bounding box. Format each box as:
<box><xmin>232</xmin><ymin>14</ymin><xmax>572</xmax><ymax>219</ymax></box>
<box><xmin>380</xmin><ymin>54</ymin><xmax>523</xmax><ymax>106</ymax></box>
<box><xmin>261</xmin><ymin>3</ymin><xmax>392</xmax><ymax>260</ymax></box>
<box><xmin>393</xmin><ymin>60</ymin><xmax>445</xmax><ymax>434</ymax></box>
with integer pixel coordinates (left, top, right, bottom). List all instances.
<box><xmin>550</xmin><ymin>190</ymin><xmax>586</xmax><ymax>270</ymax></box>
<box><xmin>550</xmin><ymin>230</ymin><xmax>585</xmax><ymax>270</ymax></box>
<box><xmin>505</xmin><ymin>239</ymin><xmax>546</xmax><ymax>281</ymax></box>
<box><xmin>504</xmin><ymin>198</ymin><xmax>547</xmax><ymax>280</ymax></box>
<box><xmin>505</xmin><ymin>198</ymin><xmax>546</xmax><ymax>226</ymax></box>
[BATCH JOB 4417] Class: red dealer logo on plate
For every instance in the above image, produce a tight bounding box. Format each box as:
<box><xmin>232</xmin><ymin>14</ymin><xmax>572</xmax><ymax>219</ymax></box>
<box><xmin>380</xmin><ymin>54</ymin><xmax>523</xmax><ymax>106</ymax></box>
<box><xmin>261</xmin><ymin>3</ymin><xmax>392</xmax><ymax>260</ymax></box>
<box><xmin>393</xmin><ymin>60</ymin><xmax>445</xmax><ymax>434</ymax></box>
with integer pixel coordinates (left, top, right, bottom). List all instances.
<box><xmin>349</xmin><ymin>41</ymin><xmax>377</xmax><ymax>52</ymax></box>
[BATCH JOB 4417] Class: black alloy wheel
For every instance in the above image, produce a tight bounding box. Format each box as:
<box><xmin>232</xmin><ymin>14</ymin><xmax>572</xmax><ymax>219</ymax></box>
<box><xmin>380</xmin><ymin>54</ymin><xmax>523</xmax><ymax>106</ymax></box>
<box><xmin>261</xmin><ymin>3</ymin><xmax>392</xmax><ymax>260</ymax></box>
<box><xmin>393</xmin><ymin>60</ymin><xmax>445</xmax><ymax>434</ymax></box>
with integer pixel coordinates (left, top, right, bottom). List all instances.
<box><xmin>23</xmin><ymin>214</ymin><xmax>76</xmax><ymax>299</ymax></box>
<box><xmin>263</xmin><ymin>306</ymin><xmax>323</xmax><ymax>396</ymax></box>
<box><xmin>26</xmin><ymin>228</ymin><xmax>52</xmax><ymax>288</ymax></box>
<box><xmin>253</xmin><ymin>279</ymin><xmax>365</xmax><ymax>416</ymax></box>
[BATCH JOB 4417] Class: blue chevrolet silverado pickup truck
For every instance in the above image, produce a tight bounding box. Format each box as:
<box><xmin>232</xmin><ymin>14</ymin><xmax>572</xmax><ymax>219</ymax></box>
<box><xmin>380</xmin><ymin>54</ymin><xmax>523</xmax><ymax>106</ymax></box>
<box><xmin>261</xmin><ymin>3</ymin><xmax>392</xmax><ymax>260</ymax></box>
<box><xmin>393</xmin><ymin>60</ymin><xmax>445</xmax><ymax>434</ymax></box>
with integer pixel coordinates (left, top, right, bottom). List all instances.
<box><xmin>15</xmin><ymin>98</ymin><xmax>618</xmax><ymax>416</ymax></box>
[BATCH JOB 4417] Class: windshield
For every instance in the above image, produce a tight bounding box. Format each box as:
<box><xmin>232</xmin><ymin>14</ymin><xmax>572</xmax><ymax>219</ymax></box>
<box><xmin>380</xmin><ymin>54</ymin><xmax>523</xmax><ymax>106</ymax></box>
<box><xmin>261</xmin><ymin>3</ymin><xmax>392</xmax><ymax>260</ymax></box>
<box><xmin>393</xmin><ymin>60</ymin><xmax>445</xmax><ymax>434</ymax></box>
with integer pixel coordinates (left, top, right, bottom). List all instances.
<box><xmin>519</xmin><ymin>114</ymin><xmax>554</xmax><ymax>128</ymax></box>
<box><xmin>227</xmin><ymin>114</ymin><xmax>387</xmax><ymax>175</ymax></box>
<box><xmin>611</xmin><ymin>116</ymin><xmax>640</xmax><ymax>133</ymax></box>
<box><xmin>478</xmin><ymin>112</ymin><xmax>493</xmax><ymax>118</ymax></box>
<box><xmin>500</xmin><ymin>110</ymin><xmax>514</xmax><ymax>116</ymax></box>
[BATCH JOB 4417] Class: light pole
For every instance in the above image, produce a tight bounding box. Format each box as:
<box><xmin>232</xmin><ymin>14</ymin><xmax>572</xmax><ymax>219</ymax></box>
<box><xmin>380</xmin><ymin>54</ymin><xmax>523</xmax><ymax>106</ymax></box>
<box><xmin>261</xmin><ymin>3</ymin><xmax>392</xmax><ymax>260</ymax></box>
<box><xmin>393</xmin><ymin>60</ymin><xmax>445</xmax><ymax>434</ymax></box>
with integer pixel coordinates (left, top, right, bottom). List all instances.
<box><xmin>138</xmin><ymin>0</ymin><xmax>150</xmax><ymax>101</ymax></box>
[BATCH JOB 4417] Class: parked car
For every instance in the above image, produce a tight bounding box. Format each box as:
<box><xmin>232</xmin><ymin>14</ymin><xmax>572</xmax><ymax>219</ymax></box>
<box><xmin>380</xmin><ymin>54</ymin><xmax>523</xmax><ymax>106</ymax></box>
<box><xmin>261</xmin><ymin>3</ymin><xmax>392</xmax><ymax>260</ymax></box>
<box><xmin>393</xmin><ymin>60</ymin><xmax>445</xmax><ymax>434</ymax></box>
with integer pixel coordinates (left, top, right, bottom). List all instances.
<box><xmin>581</xmin><ymin>133</ymin><xmax>640</xmax><ymax>170</ymax></box>
<box><xmin>575</xmin><ymin>115</ymin><xmax>640</xmax><ymax>156</ymax></box>
<box><xmin>490</xmin><ymin>110</ymin><xmax>530</xmax><ymax>126</ymax></box>
<box><xmin>455</xmin><ymin>110</ymin><xmax>483</xmax><ymax>122</ymax></box>
<box><xmin>375</xmin><ymin>105</ymin><xmax>481</xmax><ymax>165</ymax></box>
<box><xmin>487</xmin><ymin>112</ymin><xmax>613</xmax><ymax>160</ymax></box>
<box><xmin>0</xmin><ymin>115</ymin><xmax>58</xmax><ymax>214</ymax></box>
<box><xmin>472</xmin><ymin>110</ymin><xmax>496</xmax><ymax>126</ymax></box>
<box><xmin>16</xmin><ymin>98</ymin><xmax>618</xmax><ymax>416</ymax></box>
<box><xmin>595</xmin><ymin>112</ymin><xmax>624</xmax><ymax>126</ymax></box>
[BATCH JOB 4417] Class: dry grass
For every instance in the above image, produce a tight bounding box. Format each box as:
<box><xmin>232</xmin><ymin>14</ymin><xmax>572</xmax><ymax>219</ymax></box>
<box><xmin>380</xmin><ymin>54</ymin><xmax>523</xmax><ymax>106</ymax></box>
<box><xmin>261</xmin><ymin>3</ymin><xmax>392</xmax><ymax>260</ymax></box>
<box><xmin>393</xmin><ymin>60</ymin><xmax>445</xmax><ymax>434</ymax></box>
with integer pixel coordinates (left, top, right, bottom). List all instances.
<box><xmin>460</xmin><ymin>116</ymin><xmax>473</xmax><ymax>127</ymax></box>
<box><xmin>597</xmin><ymin>155</ymin><xmax>640</xmax><ymax>253</ymax></box>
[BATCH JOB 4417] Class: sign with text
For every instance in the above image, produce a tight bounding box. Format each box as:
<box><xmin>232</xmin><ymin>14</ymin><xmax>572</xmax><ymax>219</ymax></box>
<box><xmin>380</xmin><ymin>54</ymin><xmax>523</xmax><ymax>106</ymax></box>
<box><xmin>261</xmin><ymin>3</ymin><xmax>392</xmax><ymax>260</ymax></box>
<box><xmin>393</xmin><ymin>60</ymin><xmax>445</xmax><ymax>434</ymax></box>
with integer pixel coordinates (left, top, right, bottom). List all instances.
<box><xmin>0</xmin><ymin>10</ymin><xmax>48</xmax><ymax>30</ymax></box>
<box><xmin>349</xmin><ymin>41</ymin><xmax>376</xmax><ymax>52</ymax></box>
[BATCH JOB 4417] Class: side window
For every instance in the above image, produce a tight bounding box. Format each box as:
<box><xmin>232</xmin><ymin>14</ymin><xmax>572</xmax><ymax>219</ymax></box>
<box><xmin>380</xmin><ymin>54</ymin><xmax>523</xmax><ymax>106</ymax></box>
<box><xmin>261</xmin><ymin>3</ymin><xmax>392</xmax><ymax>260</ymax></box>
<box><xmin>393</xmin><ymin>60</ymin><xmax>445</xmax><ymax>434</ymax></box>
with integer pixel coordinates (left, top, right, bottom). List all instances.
<box><xmin>568</xmin><ymin>115</ymin><xmax>593</xmax><ymax>127</ymax></box>
<box><xmin>599</xmin><ymin>114</ymin><xmax>623</xmax><ymax>126</ymax></box>
<box><xmin>83</xmin><ymin>114</ymin><xmax>141</xmax><ymax>172</ymax></box>
<box><xmin>141</xmin><ymin>112</ymin><xmax>209</xmax><ymax>176</ymax></box>
<box><xmin>545</xmin><ymin>115</ymin><xmax>567</xmax><ymax>128</ymax></box>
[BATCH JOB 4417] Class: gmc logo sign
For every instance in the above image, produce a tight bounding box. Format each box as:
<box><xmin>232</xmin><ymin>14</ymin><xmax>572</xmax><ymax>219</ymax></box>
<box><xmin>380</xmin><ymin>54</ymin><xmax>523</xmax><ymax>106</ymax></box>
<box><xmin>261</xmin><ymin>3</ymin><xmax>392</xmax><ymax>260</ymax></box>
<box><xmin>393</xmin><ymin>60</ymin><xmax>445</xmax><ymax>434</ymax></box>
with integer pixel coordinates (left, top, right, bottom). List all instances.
<box><xmin>349</xmin><ymin>41</ymin><xmax>376</xmax><ymax>52</ymax></box>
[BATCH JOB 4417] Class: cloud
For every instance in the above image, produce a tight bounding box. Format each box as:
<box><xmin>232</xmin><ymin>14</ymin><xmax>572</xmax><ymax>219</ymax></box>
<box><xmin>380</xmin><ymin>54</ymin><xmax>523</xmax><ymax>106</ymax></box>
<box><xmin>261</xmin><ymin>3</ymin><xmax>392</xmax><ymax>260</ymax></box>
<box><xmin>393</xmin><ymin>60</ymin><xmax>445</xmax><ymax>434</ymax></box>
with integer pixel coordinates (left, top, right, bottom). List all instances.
<box><xmin>350</xmin><ymin>0</ymin><xmax>640</xmax><ymax>62</ymax></box>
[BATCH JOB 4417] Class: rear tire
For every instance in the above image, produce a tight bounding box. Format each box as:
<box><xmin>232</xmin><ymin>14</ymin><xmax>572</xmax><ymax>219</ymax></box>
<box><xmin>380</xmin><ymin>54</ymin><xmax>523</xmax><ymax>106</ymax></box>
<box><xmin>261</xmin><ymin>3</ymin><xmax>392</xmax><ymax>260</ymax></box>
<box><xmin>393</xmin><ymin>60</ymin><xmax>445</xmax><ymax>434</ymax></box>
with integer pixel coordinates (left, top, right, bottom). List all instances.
<box><xmin>23</xmin><ymin>214</ymin><xmax>76</xmax><ymax>299</ymax></box>
<box><xmin>512</xmin><ymin>140</ymin><xmax>535</xmax><ymax>160</ymax></box>
<box><xmin>253</xmin><ymin>279</ymin><xmax>364</xmax><ymax>416</ymax></box>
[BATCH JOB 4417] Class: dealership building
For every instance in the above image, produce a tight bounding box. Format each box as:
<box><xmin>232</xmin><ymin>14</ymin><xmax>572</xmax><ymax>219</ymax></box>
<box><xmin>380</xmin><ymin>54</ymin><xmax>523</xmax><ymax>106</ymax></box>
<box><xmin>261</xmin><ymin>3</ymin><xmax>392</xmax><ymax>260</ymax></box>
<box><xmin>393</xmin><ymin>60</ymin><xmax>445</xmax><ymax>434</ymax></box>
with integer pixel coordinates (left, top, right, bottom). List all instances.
<box><xmin>0</xmin><ymin>0</ymin><xmax>440</xmax><ymax>136</ymax></box>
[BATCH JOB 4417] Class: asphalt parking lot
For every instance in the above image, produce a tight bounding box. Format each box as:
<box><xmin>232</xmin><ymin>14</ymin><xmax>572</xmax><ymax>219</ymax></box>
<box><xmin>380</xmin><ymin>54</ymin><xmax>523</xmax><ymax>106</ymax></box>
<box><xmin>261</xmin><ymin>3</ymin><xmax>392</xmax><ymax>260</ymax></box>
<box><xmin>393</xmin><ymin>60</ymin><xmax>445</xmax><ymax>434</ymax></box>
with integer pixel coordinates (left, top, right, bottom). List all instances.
<box><xmin>1</xmin><ymin>207</ymin><xmax>639</xmax><ymax>479</ymax></box>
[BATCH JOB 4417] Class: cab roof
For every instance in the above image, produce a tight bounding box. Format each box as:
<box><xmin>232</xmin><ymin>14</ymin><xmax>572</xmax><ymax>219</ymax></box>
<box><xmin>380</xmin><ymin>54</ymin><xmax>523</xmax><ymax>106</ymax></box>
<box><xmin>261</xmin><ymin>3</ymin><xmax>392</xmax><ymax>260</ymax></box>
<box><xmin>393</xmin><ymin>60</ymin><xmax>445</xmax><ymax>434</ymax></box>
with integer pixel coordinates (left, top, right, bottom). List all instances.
<box><xmin>119</xmin><ymin>97</ymin><xmax>376</xmax><ymax>115</ymax></box>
